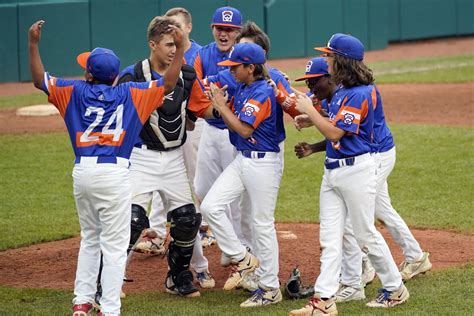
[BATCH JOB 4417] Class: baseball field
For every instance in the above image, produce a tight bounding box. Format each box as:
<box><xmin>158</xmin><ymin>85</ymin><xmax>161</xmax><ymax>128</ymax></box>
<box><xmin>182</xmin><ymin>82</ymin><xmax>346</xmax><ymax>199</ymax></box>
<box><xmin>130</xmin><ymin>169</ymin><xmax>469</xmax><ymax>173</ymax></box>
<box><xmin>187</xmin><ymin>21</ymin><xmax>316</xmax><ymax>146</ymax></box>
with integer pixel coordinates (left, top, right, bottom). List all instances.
<box><xmin>0</xmin><ymin>37</ymin><xmax>473</xmax><ymax>315</ymax></box>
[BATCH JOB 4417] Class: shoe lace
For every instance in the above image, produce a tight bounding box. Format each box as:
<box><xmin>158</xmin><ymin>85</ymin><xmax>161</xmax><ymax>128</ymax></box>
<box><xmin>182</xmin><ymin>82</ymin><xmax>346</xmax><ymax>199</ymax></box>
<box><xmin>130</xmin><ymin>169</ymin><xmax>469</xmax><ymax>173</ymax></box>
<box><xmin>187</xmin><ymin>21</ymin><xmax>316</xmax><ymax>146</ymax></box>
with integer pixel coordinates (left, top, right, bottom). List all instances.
<box><xmin>249</xmin><ymin>288</ymin><xmax>264</xmax><ymax>301</ymax></box>
<box><xmin>375</xmin><ymin>288</ymin><xmax>390</xmax><ymax>303</ymax></box>
<box><xmin>399</xmin><ymin>260</ymin><xmax>408</xmax><ymax>270</ymax></box>
<box><xmin>197</xmin><ymin>271</ymin><xmax>211</xmax><ymax>281</ymax></box>
<box><xmin>306</xmin><ymin>296</ymin><xmax>321</xmax><ymax>309</ymax></box>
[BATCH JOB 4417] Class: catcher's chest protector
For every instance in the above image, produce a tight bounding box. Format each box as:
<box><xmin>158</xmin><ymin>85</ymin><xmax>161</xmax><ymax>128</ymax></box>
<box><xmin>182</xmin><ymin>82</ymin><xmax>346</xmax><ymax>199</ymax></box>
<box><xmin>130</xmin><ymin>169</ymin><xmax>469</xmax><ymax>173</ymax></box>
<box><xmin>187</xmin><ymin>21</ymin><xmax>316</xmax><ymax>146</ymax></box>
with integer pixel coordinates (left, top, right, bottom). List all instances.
<box><xmin>132</xmin><ymin>59</ymin><xmax>196</xmax><ymax>151</ymax></box>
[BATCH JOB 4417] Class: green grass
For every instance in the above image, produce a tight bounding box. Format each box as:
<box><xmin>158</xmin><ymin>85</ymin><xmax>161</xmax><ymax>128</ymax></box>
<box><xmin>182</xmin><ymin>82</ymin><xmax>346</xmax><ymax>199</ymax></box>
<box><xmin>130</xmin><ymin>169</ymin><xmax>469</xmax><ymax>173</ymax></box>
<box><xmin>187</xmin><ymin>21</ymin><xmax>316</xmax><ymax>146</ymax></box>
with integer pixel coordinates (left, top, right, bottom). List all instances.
<box><xmin>0</xmin><ymin>124</ymin><xmax>472</xmax><ymax>251</ymax></box>
<box><xmin>290</xmin><ymin>54</ymin><xmax>474</xmax><ymax>85</ymax></box>
<box><xmin>0</xmin><ymin>133</ymin><xmax>77</xmax><ymax>251</ymax></box>
<box><xmin>0</xmin><ymin>92</ymin><xmax>47</xmax><ymax>109</ymax></box>
<box><xmin>1</xmin><ymin>263</ymin><xmax>472</xmax><ymax>314</ymax></box>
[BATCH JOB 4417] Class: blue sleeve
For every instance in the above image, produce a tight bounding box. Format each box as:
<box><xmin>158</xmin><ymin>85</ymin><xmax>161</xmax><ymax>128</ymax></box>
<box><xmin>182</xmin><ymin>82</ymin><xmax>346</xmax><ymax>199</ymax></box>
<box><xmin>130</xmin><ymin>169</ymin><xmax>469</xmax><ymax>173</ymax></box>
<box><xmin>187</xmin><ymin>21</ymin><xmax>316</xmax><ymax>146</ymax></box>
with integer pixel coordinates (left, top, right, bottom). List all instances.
<box><xmin>333</xmin><ymin>92</ymin><xmax>368</xmax><ymax>134</ymax></box>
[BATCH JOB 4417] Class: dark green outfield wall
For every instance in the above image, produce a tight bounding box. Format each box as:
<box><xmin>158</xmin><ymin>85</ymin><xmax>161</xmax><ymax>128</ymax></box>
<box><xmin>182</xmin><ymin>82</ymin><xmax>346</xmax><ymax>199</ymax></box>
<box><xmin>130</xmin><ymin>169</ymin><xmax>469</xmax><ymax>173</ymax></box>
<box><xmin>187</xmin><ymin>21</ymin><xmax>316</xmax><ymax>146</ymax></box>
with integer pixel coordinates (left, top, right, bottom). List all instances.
<box><xmin>1</xmin><ymin>0</ymin><xmax>472</xmax><ymax>82</ymax></box>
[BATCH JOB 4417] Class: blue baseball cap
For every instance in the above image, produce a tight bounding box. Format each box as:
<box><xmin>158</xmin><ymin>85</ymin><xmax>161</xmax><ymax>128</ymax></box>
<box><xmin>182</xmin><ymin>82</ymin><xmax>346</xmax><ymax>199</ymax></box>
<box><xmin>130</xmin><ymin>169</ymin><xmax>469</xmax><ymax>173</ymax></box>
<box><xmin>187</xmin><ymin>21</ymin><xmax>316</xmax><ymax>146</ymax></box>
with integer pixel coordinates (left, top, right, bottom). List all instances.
<box><xmin>315</xmin><ymin>33</ymin><xmax>365</xmax><ymax>61</ymax></box>
<box><xmin>295</xmin><ymin>57</ymin><xmax>329</xmax><ymax>81</ymax></box>
<box><xmin>217</xmin><ymin>43</ymin><xmax>266</xmax><ymax>66</ymax></box>
<box><xmin>211</xmin><ymin>7</ymin><xmax>242</xmax><ymax>29</ymax></box>
<box><xmin>76</xmin><ymin>47</ymin><xmax>121</xmax><ymax>82</ymax></box>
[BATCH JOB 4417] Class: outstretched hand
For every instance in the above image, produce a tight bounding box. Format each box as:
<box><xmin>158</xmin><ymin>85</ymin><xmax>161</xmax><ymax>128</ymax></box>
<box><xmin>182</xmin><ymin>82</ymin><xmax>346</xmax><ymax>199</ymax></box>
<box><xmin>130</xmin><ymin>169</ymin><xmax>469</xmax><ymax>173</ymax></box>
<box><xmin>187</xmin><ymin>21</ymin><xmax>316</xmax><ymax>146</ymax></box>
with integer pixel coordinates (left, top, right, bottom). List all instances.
<box><xmin>294</xmin><ymin>114</ymin><xmax>314</xmax><ymax>131</ymax></box>
<box><xmin>167</xmin><ymin>24</ymin><xmax>184</xmax><ymax>49</ymax></box>
<box><xmin>294</xmin><ymin>142</ymin><xmax>314</xmax><ymax>159</ymax></box>
<box><xmin>29</xmin><ymin>20</ymin><xmax>45</xmax><ymax>44</ymax></box>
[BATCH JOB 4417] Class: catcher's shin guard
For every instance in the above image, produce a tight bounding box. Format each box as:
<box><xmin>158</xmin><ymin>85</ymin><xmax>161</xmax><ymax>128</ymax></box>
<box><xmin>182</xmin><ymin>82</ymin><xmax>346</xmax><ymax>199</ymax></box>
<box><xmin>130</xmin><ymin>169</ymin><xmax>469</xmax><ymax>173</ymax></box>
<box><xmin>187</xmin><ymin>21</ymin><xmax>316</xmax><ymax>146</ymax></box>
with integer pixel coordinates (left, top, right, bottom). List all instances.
<box><xmin>167</xmin><ymin>204</ymin><xmax>201</xmax><ymax>291</ymax></box>
<box><xmin>129</xmin><ymin>204</ymin><xmax>150</xmax><ymax>254</ymax></box>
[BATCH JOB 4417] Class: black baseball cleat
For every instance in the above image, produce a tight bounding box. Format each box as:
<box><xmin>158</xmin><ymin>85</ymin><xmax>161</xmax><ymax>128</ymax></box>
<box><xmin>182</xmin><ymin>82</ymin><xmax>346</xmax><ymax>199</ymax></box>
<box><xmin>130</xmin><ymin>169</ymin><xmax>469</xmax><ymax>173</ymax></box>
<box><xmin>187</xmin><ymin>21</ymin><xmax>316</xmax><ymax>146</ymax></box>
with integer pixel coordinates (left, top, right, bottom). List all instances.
<box><xmin>165</xmin><ymin>271</ymin><xmax>200</xmax><ymax>298</ymax></box>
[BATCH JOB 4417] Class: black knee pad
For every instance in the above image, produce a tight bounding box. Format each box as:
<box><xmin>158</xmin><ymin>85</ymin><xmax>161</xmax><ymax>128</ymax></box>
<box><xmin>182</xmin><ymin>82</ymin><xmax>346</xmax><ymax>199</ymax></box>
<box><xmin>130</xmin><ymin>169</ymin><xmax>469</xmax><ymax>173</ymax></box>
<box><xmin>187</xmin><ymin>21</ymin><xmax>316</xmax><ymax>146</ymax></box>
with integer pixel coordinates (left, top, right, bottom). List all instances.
<box><xmin>167</xmin><ymin>204</ymin><xmax>201</xmax><ymax>279</ymax></box>
<box><xmin>169</xmin><ymin>203</ymin><xmax>202</xmax><ymax>244</ymax></box>
<box><xmin>129</xmin><ymin>204</ymin><xmax>149</xmax><ymax>252</ymax></box>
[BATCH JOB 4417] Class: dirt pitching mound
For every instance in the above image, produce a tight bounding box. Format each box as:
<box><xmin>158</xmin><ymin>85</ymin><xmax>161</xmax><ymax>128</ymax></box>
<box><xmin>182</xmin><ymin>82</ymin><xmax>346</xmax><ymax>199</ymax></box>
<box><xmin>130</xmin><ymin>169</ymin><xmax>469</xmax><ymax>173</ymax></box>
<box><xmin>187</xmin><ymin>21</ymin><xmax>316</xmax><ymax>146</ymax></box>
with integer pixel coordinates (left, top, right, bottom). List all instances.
<box><xmin>1</xmin><ymin>223</ymin><xmax>473</xmax><ymax>293</ymax></box>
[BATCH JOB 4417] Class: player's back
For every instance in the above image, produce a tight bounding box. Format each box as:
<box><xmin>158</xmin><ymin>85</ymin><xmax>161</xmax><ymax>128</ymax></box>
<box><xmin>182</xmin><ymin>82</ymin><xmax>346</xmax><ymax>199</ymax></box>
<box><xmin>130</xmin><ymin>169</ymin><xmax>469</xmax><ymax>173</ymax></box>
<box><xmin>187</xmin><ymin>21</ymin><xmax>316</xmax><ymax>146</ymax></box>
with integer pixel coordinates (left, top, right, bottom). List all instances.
<box><xmin>370</xmin><ymin>84</ymin><xmax>394</xmax><ymax>153</ymax></box>
<box><xmin>43</xmin><ymin>74</ymin><xmax>165</xmax><ymax>161</ymax></box>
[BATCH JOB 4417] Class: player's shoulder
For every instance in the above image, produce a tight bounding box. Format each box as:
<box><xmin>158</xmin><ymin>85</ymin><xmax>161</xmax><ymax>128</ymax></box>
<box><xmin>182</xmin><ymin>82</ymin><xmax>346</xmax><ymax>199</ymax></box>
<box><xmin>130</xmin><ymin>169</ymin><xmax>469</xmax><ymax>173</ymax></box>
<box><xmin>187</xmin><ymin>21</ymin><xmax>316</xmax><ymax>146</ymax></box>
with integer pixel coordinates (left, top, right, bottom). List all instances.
<box><xmin>119</xmin><ymin>64</ymin><xmax>135</xmax><ymax>78</ymax></box>
<box><xmin>251</xmin><ymin>80</ymin><xmax>274</xmax><ymax>99</ymax></box>
<box><xmin>267</xmin><ymin>67</ymin><xmax>282</xmax><ymax>78</ymax></box>
<box><xmin>190</xmin><ymin>40</ymin><xmax>202</xmax><ymax>51</ymax></box>
<box><xmin>341</xmin><ymin>85</ymin><xmax>372</xmax><ymax>100</ymax></box>
<box><xmin>197</xmin><ymin>42</ymin><xmax>216</xmax><ymax>54</ymax></box>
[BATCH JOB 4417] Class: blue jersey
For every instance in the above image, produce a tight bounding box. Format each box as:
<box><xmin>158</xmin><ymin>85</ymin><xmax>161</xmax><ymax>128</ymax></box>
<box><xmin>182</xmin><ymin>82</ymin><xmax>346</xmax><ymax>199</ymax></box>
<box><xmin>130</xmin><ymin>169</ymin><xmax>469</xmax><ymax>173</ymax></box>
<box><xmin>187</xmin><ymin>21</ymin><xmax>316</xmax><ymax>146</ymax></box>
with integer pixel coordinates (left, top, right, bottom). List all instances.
<box><xmin>189</xmin><ymin>42</ymin><xmax>233</xmax><ymax>129</ymax></box>
<box><xmin>326</xmin><ymin>85</ymin><xmax>375</xmax><ymax>159</ymax></box>
<box><xmin>205</xmin><ymin>66</ymin><xmax>293</xmax><ymax>144</ymax></box>
<box><xmin>371</xmin><ymin>84</ymin><xmax>394</xmax><ymax>153</ymax></box>
<box><xmin>229</xmin><ymin>79</ymin><xmax>279</xmax><ymax>152</ymax></box>
<box><xmin>41</xmin><ymin>72</ymin><xmax>165</xmax><ymax>160</ymax></box>
<box><xmin>184</xmin><ymin>40</ymin><xmax>202</xmax><ymax>65</ymax></box>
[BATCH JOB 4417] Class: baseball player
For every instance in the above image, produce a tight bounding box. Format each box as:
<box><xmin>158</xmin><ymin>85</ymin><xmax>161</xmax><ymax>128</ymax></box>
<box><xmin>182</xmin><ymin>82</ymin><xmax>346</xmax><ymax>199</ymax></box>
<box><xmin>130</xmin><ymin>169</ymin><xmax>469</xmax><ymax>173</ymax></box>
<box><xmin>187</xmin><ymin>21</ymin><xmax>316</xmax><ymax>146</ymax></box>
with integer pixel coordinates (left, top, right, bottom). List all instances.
<box><xmin>126</xmin><ymin>9</ymin><xmax>215</xmax><ymax>290</ymax></box>
<box><xmin>203</xmin><ymin>20</ymin><xmax>300</xmax><ymax>287</ymax></box>
<box><xmin>113</xmin><ymin>16</ymin><xmax>215</xmax><ymax>298</ymax></box>
<box><xmin>293</xmin><ymin>57</ymin><xmax>431</xmax><ymax>303</ymax></box>
<box><xmin>289</xmin><ymin>34</ymin><xmax>409</xmax><ymax>316</ymax></box>
<box><xmin>202</xmin><ymin>42</ymin><xmax>283</xmax><ymax>308</ymax></box>
<box><xmin>164</xmin><ymin>7</ymin><xmax>216</xmax><ymax>283</ymax></box>
<box><xmin>189</xmin><ymin>6</ymin><xmax>248</xmax><ymax>248</ymax></box>
<box><xmin>28</xmin><ymin>20</ymin><xmax>183</xmax><ymax>316</ymax></box>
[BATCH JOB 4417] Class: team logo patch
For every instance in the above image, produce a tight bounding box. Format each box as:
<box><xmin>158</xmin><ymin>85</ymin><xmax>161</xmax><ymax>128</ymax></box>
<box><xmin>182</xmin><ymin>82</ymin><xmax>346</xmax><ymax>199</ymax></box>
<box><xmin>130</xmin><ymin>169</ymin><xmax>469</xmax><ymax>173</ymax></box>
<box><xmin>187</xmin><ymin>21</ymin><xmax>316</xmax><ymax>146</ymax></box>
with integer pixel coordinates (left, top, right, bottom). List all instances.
<box><xmin>343</xmin><ymin>113</ymin><xmax>355</xmax><ymax>125</ymax></box>
<box><xmin>222</xmin><ymin>10</ymin><xmax>233</xmax><ymax>22</ymax></box>
<box><xmin>244</xmin><ymin>106</ymin><xmax>254</xmax><ymax>117</ymax></box>
<box><xmin>243</xmin><ymin>102</ymin><xmax>260</xmax><ymax>117</ymax></box>
<box><xmin>305</xmin><ymin>60</ymin><xmax>313</xmax><ymax>73</ymax></box>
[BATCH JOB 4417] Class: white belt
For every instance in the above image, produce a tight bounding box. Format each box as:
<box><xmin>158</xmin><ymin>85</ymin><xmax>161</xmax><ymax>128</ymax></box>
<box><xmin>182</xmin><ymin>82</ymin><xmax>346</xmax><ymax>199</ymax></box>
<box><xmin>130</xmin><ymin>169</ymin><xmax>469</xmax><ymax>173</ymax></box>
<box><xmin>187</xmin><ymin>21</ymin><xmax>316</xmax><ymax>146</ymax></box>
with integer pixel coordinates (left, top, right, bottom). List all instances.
<box><xmin>75</xmin><ymin>156</ymin><xmax>130</xmax><ymax>168</ymax></box>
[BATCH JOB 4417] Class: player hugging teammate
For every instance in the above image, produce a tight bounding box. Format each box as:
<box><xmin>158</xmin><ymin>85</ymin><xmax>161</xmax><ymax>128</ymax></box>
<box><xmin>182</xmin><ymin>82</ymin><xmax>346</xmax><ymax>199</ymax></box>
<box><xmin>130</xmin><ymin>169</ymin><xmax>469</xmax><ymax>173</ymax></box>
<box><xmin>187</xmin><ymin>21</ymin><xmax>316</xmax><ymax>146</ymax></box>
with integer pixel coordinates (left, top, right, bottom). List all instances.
<box><xmin>28</xmin><ymin>5</ymin><xmax>431</xmax><ymax>315</ymax></box>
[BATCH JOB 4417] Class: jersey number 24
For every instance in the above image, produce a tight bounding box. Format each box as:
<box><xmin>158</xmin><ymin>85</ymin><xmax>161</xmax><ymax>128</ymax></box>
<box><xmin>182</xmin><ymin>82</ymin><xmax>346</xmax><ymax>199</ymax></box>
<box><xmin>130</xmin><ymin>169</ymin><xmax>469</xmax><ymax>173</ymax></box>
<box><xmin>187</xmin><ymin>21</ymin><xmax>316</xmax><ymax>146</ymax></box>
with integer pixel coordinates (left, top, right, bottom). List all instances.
<box><xmin>77</xmin><ymin>104</ymin><xmax>125</xmax><ymax>147</ymax></box>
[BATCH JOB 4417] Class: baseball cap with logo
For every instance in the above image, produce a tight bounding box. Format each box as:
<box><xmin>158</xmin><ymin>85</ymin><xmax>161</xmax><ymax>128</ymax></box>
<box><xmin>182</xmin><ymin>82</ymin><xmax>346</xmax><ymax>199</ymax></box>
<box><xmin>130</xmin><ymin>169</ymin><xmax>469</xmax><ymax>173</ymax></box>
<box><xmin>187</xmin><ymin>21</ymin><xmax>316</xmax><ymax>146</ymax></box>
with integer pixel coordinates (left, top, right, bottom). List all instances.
<box><xmin>76</xmin><ymin>47</ymin><xmax>121</xmax><ymax>82</ymax></box>
<box><xmin>217</xmin><ymin>43</ymin><xmax>265</xmax><ymax>66</ymax></box>
<box><xmin>211</xmin><ymin>6</ymin><xmax>242</xmax><ymax>29</ymax></box>
<box><xmin>295</xmin><ymin>57</ymin><xmax>329</xmax><ymax>81</ymax></box>
<box><xmin>314</xmin><ymin>33</ymin><xmax>365</xmax><ymax>61</ymax></box>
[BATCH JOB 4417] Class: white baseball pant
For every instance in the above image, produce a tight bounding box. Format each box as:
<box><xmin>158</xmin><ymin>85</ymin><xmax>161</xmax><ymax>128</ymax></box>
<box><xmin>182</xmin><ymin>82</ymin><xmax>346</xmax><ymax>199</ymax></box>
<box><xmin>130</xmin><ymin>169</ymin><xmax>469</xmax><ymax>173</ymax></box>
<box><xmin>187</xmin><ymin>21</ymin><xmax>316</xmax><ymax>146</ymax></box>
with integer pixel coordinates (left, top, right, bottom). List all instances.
<box><xmin>131</xmin><ymin>145</ymin><xmax>210</xmax><ymax>273</ymax></box>
<box><xmin>340</xmin><ymin>147</ymin><xmax>423</xmax><ymax>286</ymax></box>
<box><xmin>239</xmin><ymin>141</ymin><xmax>285</xmax><ymax>263</ymax></box>
<box><xmin>315</xmin><ymin>153</ymin><xmax>402</xmax><ymax>298</ymax></box>
<box><xmin>130</xmin><ymin>146</ymin><xmax>193</xmax><ymax>211</ymax></box>
<box><xmin>72</xmin><ymin>158</ymin><xmax>131</xmax><ymax>315</ymax></box>
<box><xmin>201</xmin><ymin>152</ymin><xmax>282</xmax><ymax>289</ymax></box>
<box><xmin>194</xmin><ymin>122</ymin><xmax>250</xmax><ymax>245</ymax></box>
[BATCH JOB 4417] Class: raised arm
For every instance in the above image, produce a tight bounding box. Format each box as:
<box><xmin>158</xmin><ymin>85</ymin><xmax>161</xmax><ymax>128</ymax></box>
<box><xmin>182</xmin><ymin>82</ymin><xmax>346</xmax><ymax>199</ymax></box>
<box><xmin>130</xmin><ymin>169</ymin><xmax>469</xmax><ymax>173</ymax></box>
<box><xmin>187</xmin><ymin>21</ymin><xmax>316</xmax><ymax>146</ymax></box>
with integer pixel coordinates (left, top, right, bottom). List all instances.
<box><xmin>28</xmin><ymin>20</ymin><xmax>46</xmax><ymax>89</ymax></box>
<box><xmin>163</xmin><ymin>25</ymin><xmax>185</xmax><ymax>94</ymax></box>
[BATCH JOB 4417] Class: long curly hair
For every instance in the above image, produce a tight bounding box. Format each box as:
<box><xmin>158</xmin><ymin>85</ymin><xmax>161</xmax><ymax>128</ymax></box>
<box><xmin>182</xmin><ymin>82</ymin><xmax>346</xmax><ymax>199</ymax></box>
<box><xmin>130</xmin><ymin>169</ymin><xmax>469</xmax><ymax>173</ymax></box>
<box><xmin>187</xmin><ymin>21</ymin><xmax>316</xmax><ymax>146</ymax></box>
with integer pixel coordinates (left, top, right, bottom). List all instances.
<box><xmin>332</xmin><ymin>54</ymin><xmax>374</xmax><ymax>87</ymax></box>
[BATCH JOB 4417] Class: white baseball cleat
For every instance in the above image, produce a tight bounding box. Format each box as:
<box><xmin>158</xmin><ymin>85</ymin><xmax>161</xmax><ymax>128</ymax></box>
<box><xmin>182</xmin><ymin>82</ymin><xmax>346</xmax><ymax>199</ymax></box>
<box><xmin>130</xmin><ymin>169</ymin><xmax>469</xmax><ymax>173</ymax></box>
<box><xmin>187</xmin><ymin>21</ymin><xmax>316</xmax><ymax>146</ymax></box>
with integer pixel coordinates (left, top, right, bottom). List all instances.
<box><xmin>223</xmin><ymin>252</ymin><xmax>259</xmax><ymax>291</ymax></box>
<box><xmin>238</xmin><ymin>272</ymin><xmax>260</xmax><ymax>292</ymax></box>
<box><xmin>240</xmin><ymin>287</ymin><xmax>282</xmax><ymax>308</ymax></box>
<box><xmin>289</xmin><ymin>294</ymin><xmax>338</xmax><ymax>315</ymax></box>
<box><xmin>361</xmin><ymin>257</ymin><xmax>376</xmax><ymax>286</ymax></box>
<box><xmin>366</xmin><ymin>283</ymin><xmax>409</xmax><ymax>308</ymax></box>
<box><xmin>195</xmin><ymin>270</ymin><xmax>215</xmax><ymax>289</ymax></box>
<box><xmin>335</xmin><ymin>284</ymin><xmax>365</xmax><ymax>302</ymax></box>
<box><xmin>399</xmin><ymin>252</ymin><xmax>432</xmax><ymax>280</ymax></box>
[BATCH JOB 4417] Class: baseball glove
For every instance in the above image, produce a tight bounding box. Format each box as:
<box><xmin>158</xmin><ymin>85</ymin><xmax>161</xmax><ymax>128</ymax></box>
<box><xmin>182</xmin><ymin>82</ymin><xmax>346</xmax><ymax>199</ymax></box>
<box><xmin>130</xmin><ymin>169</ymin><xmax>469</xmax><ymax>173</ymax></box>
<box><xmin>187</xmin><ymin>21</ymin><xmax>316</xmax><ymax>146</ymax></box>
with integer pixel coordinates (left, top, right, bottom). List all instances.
<box><xmin>284</xmin><ymin>267</ymin><xmax>315</xmax><ymax>299</ymax></box>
